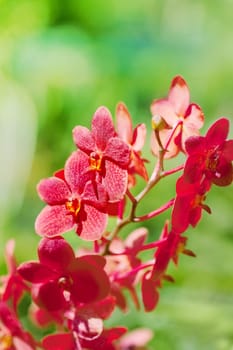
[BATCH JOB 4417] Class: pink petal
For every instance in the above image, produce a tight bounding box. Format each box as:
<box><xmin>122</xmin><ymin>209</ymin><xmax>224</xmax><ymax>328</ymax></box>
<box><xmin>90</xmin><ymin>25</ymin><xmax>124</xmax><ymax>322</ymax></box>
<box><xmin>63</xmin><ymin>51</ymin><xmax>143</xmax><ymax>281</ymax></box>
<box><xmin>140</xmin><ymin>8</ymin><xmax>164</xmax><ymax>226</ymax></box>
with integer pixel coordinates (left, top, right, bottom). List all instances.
<box><xmin>151</xmin><ymin>99</ymin><xmax>178</xmax><ymax>126</ymax></box>
<box><xmin>125</xmin><ymin>227</ymin><xmax>148</xmax><ymax>251</ymax></box>
<box><xmin>103</xmin><ymin>160</ymin><xmax>128</xmax><ymax>201</ymax></box>
<box><xmin>35</xmin><ymin>205</ymin><xmax>74</xmax><ymax>237</ymax></box>
<box><xmin>132</xmin><ymin>123</ymin><xmax>147</xmax><ymax>151</ymax></box>
<box><xmin>38</xmin><ymin>237</ymin><xmax>75</xmax><ymax>272</ymax></box>
<box><xmin>206</xmin><ymin>118</ymin><xmax>229</xmax><ymax>147</ymax></box>
<box><xmin>13</xmin><ymin>337</ymin><xmax>35</xmax><ymax>350</ymax></box>
<box><xmin>72</xmin><ymin>125</ymin><xmax>95</xmax><ymax>153</ymax></box>
<box><xmin>4</xmin><ymin>239</ymin><xmax>16</xmax><ymax>274</ymax></box>
<box><xmin>119</xmin><ymin>328</ymin><xmax>153</xmax><ymax>349</ymax></box>
<box><xmin>168</xmin><ymin>75</ymin><xmax>190</xmax><ymax>115</ymax></box>
<box><xmin>184</xmin><ymin>103</ymin><xmax>204</xmax><ymax>130</ymax></box>
<box><xmin>76</xmin><ymin>204</ymin><xmax>107</xmax><ymax>241</ymax></box>
<box><xmin>151</xmin><ymin>128</ymin><xmax>179</xmax><ymax>159</ymax></box>
<box><xmin>18</xmin><ymin>262</ymin><xmax>58</xmax><ymax>283</ymax></box>
<box><xmin>116</xmin><ymin>102</ymin><xmax>133</xmax><ymax>143</ymax></box>
<box><xmin>82</xmin><ymin>181</ymin><xmax>108</xmax><ymax>210</ymax></box>
<box><xmin>42</xmin><ymin>334</ymin><xmax>75</xmax><ymax>350</ymax></box>
<box><xmin>37</xmin><ymin>177</ymin><xmax>70</xmax><ymax>205</ymax></box>
<box><xmin>92</xmin><ymin>107</ymin><xmax>116</xmax><ymax>150</ymax></box>
<box><xmin>64</xmin><ymin>151</ymin><xmax>92</xmax><ymax>194</ymax></box>
<box><xmin>104</xmin><ymin>137</ymin><xmax>130</xmax><ymax>167</ymax></box>
<box><xmin>73</xmin><ymin>315</ymin><xmax>103</xmax><ymax>341</ymax></box>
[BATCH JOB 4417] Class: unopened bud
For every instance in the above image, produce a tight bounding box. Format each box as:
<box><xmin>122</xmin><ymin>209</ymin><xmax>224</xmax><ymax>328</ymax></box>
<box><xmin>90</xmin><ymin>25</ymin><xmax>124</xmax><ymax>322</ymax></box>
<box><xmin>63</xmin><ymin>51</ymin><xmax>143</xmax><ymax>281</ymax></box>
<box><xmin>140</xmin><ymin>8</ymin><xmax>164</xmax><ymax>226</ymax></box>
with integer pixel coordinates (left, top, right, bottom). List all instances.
<box><xmin>151</xmin><ymin>115</ymin><xmax>167</xmax><ymax>131</ymax></box>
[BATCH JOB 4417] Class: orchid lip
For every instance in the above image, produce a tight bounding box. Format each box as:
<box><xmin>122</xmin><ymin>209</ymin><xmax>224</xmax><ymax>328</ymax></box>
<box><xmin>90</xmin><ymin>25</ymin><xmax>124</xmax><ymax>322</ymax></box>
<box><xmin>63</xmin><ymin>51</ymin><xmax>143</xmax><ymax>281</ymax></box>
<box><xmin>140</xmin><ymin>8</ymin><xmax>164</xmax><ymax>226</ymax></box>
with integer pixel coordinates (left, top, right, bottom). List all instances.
<box><xmin>90</xmin><ymin>151</ymin><xmax>103</xmax><ymax>171</ymax></box>
<box><xmin>65</xmin><ymin>198</ymin><xmax>81</xmax><ymax>217</ymax></box>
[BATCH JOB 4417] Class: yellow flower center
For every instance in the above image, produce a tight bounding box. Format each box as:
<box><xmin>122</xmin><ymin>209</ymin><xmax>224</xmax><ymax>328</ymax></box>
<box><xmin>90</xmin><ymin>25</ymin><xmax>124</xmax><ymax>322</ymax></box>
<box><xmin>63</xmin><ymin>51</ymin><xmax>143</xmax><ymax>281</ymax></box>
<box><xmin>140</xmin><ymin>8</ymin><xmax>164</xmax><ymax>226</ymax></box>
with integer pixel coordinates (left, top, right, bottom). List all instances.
<box><xmin>191</xmin><ymin>193</ymin><xmax>206</xmax><ymax>208</ymax></box>
<box><xmin>206</xmin><ymin>149</ymin><xmax>219</xmax><ymax>172</ymax></box>
<box><xmin>65</xmin><ymin>198</ymin><xmax>81</xmax><ymax>217</ymax></box>
<box><xmin>0</xmin><ymin>333</ymin><xmax>13</xmax><ymax>350</ymax></box>
<box><xmin>90</xmin><ymin>152</ymin><xmax>102</xmax><ymax>171</ymax></box>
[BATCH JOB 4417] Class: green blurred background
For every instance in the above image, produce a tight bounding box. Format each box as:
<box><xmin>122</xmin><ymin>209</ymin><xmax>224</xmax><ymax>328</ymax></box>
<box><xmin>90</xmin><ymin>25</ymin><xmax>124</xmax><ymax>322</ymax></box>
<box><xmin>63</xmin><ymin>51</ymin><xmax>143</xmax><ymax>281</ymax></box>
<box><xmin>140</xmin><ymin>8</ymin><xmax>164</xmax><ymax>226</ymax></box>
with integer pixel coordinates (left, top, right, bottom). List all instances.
<box><xmin>0</xmin><ymin>0</ymin><xmax>233</xmax><ymax>349</ymax></box>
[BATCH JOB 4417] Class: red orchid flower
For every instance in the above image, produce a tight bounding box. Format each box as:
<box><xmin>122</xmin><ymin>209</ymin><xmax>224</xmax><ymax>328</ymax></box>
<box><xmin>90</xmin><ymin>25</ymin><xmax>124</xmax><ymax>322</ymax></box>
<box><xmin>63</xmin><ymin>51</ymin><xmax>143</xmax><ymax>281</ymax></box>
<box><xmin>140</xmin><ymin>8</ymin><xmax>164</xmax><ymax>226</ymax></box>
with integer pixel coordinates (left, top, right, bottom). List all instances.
<box><xmin>142</xmin><ymin>223</ymin><xmax>195</xmax><ymax>311</ymax></box>
<box><xmin>151</xmin><ymin>75</ymin><xmax>204</xmax><ymax>158</ymax></box>
<box><xmin>116</xmin><ymin>102</ymin><xmax>148</xmax><ymax>187</ymax></box>
<box><xmin>35</xmin><ymin>150</ymin><xmax>108</xmax><ymax>240</ymax></box>
<box><xmin>18</xmin><ymin>237</ymin><xmax>110</xmax><ymax>312</ymax></box>
<box><xmin>184</xmin><ymin>117</ymin><xmax>233</xmax><ymax>186</ymax></box>
<box><xmin>105</xmin><ymin>228</ymin><xmax>149</xmax><ymax>311</ymax></box>
<box><xmin>42</xmin><ymin>326</ymin><xmax>127</xmax><ymax>350</ymax></box>
<box><xmin>72</xmin><ymin>106</ymin><xmax>130</xmax><ymax>201</ymax></box>
<box><xmin>0</xmin><ymin>240</ymin><xmax>28</xmax><ymax>312</ymax></box>
<box><xmin>171</xmin><ymin>175</ymin><xmax>211</xmax><ymax>234</ymax></box>
<box><xmin>0</xmin><ymin>301</ymin><xmax>36</xmax><ymax>350</ymax></box>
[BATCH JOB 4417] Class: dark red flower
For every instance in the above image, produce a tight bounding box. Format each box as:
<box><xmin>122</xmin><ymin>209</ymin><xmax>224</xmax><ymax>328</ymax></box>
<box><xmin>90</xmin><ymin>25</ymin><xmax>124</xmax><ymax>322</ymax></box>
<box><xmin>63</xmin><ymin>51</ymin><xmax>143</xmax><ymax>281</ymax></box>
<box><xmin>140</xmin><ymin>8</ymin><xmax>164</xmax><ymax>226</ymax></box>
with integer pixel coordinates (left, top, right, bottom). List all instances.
<box><xmin>184</xmin><ymin>118</ymin><xmax>233</xmax><ymax>186</ymax></box>
<box><xmin>18</xmin><ymin>237</ymin><xmax>110</xmax><ymax>312</ymax></box>
<box><xmin>42</xmin><ymin>327</ymin><xmax>127</xmax><ymax>350</ymax></box>
<box><xmin>142</xmin><ymin>223</ymin><xmax>195</xmax><ymax>311</ymax></box>
<box><xmin>0</xmin><ymin>240</ymin><xmax>28</xmax><ymax>312</ymax></box>
<box><xmin>0</xmin><ymin>301</ymin><xmax>36</xmax><ymax>350</ymax></box>
<box><xmin>171</xmin><ymin>175</ymin><xmax>211</xmax><ymax>234</ymax></box>
<box><xmin>35</xmin><ymin>150</ymin><xmax>108</xmax><ymax>240</ymax></box>
<box><xmin>73</xmin><ymin>106</ymin><xmax>130</xmax><ymax>201</ymax></box>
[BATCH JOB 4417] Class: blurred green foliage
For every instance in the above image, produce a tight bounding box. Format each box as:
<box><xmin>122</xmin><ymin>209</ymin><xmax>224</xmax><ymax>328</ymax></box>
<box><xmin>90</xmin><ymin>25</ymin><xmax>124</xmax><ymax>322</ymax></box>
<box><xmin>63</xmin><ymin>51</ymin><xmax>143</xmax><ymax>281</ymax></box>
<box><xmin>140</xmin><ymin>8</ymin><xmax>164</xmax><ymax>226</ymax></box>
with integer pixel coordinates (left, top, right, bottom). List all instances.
<box><xmin>0</xmin><ymin>1</ymin><xmax>233</xmax><ymax>349</ymax></box>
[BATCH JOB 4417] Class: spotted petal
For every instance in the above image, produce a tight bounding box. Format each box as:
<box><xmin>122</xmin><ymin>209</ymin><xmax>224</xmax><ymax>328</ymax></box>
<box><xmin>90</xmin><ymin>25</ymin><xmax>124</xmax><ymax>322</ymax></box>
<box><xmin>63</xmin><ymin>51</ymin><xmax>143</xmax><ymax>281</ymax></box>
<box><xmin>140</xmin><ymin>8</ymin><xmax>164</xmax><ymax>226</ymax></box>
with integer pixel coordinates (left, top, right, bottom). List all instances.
<box><xmin>76</xmin><ymin>204</ymin><xmax>107</xmax><ymax>241</ymax></box>
<box><xmin>72</xmin><ymin>125</ymin><xmax>95</xmax><ymax>153</ymax></box>
<box><xmin>103</xmin><ymin>160</ymin><xmax>128</xmax><ymax>201</ymax></box>
<box><xmin>35</xmin><ymin>205</ymin><xmax>74</xmax><ymax>237</ymax></box>
<box><xmin>64</xmin><ymin>151</ymin><xmax>92</xmax><ymax>195</ymax></box>
<box><xmin>104</xmin><ymin>137</ymin><xmax>130</xmax><ymax>167</ymax></box>
<box><xmin>92</xmin><ymin>107</ymin><xmax>116</xmax><ymax>150</ymax></box>
<box><xmin>37</xmin><ymin>177</ymin><xmax>70</xmax><ymax>205</ymax></box>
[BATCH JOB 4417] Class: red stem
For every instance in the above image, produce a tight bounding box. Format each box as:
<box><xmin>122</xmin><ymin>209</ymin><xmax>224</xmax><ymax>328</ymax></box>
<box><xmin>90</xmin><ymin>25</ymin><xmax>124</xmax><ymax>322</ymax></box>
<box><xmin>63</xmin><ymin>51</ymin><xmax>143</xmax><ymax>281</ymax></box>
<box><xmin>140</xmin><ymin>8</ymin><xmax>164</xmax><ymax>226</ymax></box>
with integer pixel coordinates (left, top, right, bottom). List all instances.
<box><xmin>133</xmin><ymin>198</ymin><xmax>174</xmax><ymax>222</ymax></box>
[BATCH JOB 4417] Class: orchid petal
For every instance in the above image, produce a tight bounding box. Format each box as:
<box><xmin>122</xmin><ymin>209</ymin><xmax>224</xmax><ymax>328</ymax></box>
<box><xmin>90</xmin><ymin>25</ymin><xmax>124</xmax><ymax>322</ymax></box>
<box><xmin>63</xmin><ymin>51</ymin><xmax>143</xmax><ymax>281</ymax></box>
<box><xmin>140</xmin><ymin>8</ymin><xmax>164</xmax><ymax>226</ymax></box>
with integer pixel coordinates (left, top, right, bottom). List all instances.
<box><xmin>18</xmin><ymin>262</ymin><xmax>57</xmax><ymax>283</ymax></box>
<box><xmin>132</xmin><ymin>123</ymin><xmax>147</xmax><ymax>151</ymax></box>
<box><xmin>92</xmin><ymin>107</ymin><xmax>116</xmax><ymax>150</ymax></box>
<box><xmin>72</xmin><ymin>125</ymin><xmax>95</xmax><ymax>153</ymax></box>
<box><xmin>37</xmin><ymin>177</ymin><xmax>70</xmax><ymax>205</ymax></box>
<box><xmin>76</xmin><ymin>204</ymin><xmax>107</xmax><ymax>241</ymax></box>
<box><xmin>142</xmin><ymin>273</ymin><xmax>159</xmax><ymax>312</ymax></box>
<box><xmin>33</xmin><ymin>281</ymin><xmax>67</xmax><ymax>312</ymax></box>
<box><xmin>35</xmin><ymin>205</ymin><xmax>74</xmax><ymax>237</ymax></box>
<box><xmin>104</xmin><ymin>137</ymin><xmax>130</xmax><ymax>167</ymax></box>
<box><xmin>151</xmin><ymin>99</ymin><xmax>178</xmax><ymax>126</ymax></box>
<box><xmin>206</xmin><ymin>118</ymin><xmax>229</xmax><ymax>147</ymax></box>
<box><xmin>42</xmin><ymin>333</ymin><xmax>75</xmax><ymax>350</ymax></box>
<box><xmin>38</xmin><ymin>237</ymin><xmax>75</xmax><ymax>272</ymax></box>
<box><xmin>116</xmin><ymin>102</ymin><xmax>133</xmax><ymax>143</ymax></box>
<box><xmin>168</xmin><ymin>75</ymin><xmax>190</xmax><ymax>115</ymax></box>
<box><xmin>64</xmin><ymin>151</ymin><xmax>92</xmax><ymax>194</ymax></box>
<box><xmin>103</xmin><ymin>161</ymin><xmax>128</xmax><ymax>201</ymax></box>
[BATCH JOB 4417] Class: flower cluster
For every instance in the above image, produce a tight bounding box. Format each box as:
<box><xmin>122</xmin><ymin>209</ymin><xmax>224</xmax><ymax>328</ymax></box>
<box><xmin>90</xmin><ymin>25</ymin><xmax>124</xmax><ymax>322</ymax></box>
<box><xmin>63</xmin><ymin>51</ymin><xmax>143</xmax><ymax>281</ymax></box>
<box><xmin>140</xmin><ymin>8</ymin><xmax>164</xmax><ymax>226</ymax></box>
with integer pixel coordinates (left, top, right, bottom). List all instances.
<box><xmin>1</xmin><ymin>76</ymin><xmax>232</xmax><ymax>349</ymax></box>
